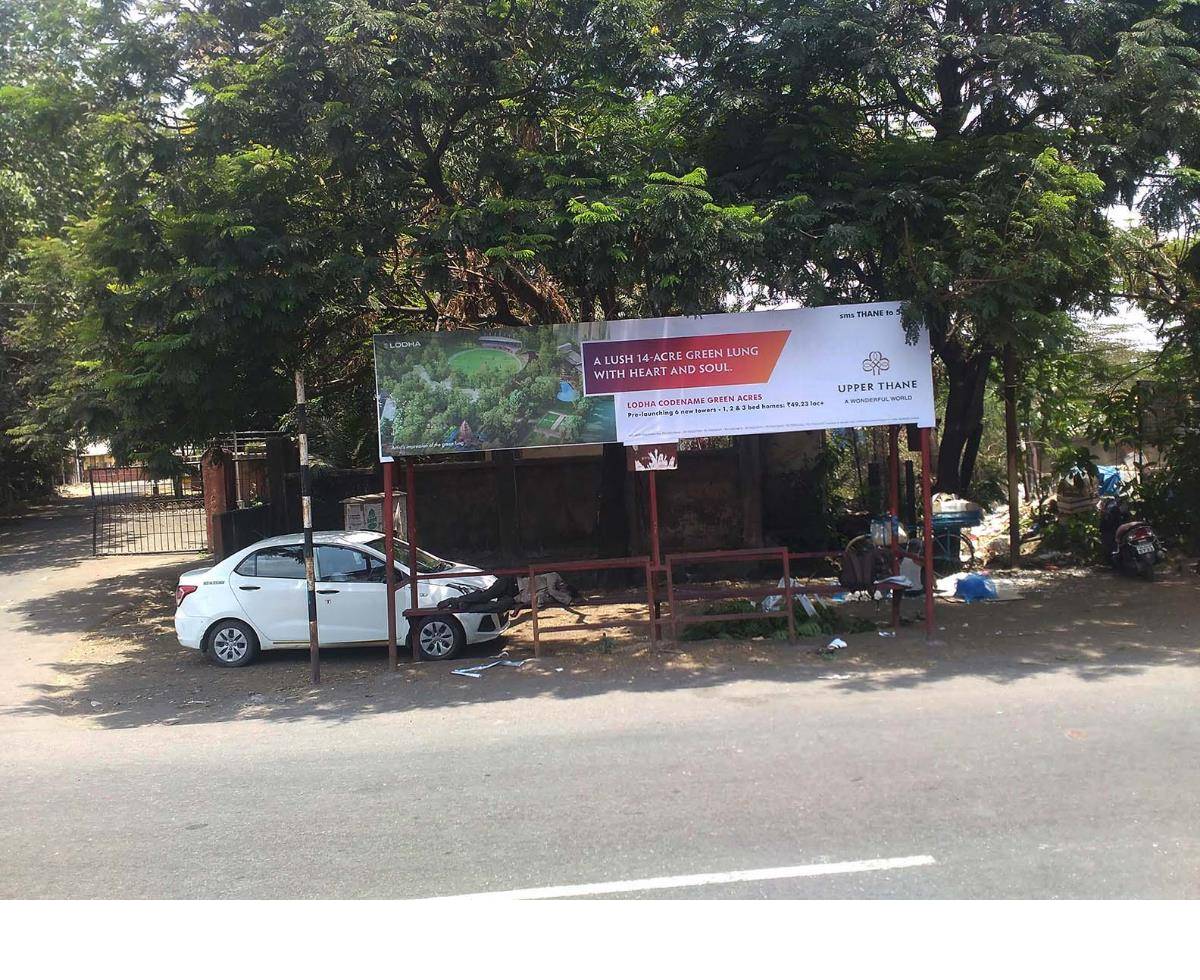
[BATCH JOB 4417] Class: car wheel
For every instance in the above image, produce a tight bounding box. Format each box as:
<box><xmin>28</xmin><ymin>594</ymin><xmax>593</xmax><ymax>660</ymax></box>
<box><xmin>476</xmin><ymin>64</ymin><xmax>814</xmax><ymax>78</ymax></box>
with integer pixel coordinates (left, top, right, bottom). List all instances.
<box><xmin>207</xmin><ymin>619</ymin><xmax>261</xmax><ymax>668</ymax></box>
<box><xmin>414</xmin><ymin>615</ymin><xmax>465</xmax><ymax>661</ymax></box>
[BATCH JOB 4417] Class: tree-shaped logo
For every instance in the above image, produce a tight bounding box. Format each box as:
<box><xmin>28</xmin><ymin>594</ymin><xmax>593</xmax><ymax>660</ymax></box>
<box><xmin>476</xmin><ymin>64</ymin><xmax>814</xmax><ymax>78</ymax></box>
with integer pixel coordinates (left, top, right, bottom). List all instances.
<box><xmin>862</xmin><ymin>351</ymin><xmax>891</xmax><ymax>375</ymax></box>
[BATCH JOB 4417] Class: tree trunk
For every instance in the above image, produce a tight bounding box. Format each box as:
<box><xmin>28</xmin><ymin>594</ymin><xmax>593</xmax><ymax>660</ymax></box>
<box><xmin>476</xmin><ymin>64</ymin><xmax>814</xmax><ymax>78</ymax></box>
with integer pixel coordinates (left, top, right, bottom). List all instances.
<box><xmin>1003</xmin><ymin>346</ymin><xmax>1021</xmax><ymax>568</ymax></box>
<box><xmin>933</xmin><ymin>340</ymin><xmax>992</xmax><ymax>495</ymax></box>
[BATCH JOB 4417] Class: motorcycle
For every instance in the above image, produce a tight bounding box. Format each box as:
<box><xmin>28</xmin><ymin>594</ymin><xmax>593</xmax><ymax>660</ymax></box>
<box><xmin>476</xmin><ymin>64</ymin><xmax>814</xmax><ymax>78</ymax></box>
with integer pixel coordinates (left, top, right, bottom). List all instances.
<box><xmin>1099</xmin><ymin>496</ymin><xmax>1165</xmax><ymax>581</ymax></box>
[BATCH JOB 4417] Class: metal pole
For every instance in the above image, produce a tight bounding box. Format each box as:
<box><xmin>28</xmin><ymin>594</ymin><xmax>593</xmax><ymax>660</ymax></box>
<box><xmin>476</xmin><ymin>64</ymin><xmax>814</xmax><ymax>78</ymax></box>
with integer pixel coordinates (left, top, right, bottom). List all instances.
<box><xmin>782</xmin><ymin>549</ymin><xmax>797</xmax><ymax>644</ymax></box>
<box><xmin>920</xmin><ymin>427</ymin><xmax>936</xmax><ymax>639</ymax></box>
<box><xmin>530</xmin><ymin>568</ymin><xmax>541</xmax><ymax>658</ymax></box>
<box><xmin>643</xmin><ymin>562</ymin><xmax>656</xmax><ymax>653</ymax></box>
<box><xmin>233</xmin><ymin>430</ymin><xmax>243</xmax><ymax>509</ymax></box>
<box><xmin>405</xmin><ymin>458</ymin><xmax>420</xmax><ymax>661</ymax></box>
<box><xmin>294</xmin><ymin>370</ymin><xmax>320</xmax><ymax>685</ymax></box>
<box><xmin>648</xmin><ymin>471</ymin><xmax>661</xmax><ymax>569</ymax></box>
<box><xmin>89</xmin><ymin>469</ymin><xmax>98</xmax><ymax>556</ymax></box>
<box><xmin>383</xmin><ymin>460</ymin><xmax>398</xmax><ymax>670</ymax></box>
<box><xmin>665</xmin><ymin>558</ymin><xmax>678</xmax><ymax>642</ymax></box>
<box><xmin>888</xmin><ymin>425</ymin><xmax>901</xmax><ymax>630</ymax></box>
<box><xmin>888</xmin><ymin>425</ymin><xmax>900</xmax><ymax>569</ymax></box>
<box><xmin>648</xmin><ymin>470</ymin><xmax>663</xmax><ymax>639</ymax></box>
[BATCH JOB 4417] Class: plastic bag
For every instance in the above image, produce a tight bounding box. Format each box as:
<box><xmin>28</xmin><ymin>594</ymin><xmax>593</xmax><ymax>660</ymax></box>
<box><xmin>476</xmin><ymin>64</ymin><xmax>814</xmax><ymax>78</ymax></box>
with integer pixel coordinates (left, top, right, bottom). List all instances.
<box><xmin>954</xmin><ymin>573</ymin><xmax>997</xmax><ymax>602</ymax></box>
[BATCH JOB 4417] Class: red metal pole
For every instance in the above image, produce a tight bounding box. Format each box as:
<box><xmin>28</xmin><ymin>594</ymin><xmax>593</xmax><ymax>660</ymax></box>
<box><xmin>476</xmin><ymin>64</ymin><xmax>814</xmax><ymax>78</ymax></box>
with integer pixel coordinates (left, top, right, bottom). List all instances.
<box><xmin>781</xmin><ymin>549</ymin><xmax>796</xmax><ymax>644</ymax></box>
<box><xmin>665</xmin><ymin>557</ymin><xmax>678</xmax><ymax>642</ymax></box>
<box><xmin>643</xmin><ymin>561</ymin><xmax>656</xmax><ymax>653</ymax></box>
<box><xmin>405</xmin><ymin>458</ymin><xmax>420</xmax><ymax>661</ymax></box>
<box><xmin>888</xmin><ymin>425</ymin><xmax>901</xmax><ymax>629</ymax></box>
<box><xmin>530</xmin><ymin>566</ymin><xmax>541</xmax><ymax>658</ymax></box>
<box><xmin>888</xmin><ymin>426</ymin><xmax>901</xmax><ymax>568</ymax></box>
<box><xmin>920</xmin><ymin>427</ymin><xmax>936</xmax><ymax>639</ymax></box>
<box><xmin>647</xmin><ymin>470</ymin><xmax>662</xmax><ymax>642</ymax></box>
<box><xmin>648</xmin><ymin>471</ymin><xmax>661</xmax><ymax>569</ymax></box>
<box><xmin>383</xmin><ymin>460</ymin><xmax>398</xmax><ymax>670</ymax></box>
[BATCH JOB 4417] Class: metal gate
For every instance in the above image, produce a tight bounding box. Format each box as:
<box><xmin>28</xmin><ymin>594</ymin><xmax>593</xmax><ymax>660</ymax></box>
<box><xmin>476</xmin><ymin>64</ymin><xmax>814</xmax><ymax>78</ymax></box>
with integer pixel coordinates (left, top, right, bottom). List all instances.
<box><xmin>89</xmin><ymin>466</ymin><xmax>208</xmax><ymax>556</ymax></box>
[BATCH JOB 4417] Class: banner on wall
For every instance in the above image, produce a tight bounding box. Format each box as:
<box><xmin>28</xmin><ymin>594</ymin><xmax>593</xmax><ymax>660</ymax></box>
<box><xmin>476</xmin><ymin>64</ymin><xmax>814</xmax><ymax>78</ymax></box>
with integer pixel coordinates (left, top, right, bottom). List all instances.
<box><xmin>374</xmin><ymin>302</ymin><xmax>932</xmax><ymax>459</ymax></box>
<box><xmin>580</xmin><ymin>302</ymin><xmax>934</xmax><ymax>444</ymax></box>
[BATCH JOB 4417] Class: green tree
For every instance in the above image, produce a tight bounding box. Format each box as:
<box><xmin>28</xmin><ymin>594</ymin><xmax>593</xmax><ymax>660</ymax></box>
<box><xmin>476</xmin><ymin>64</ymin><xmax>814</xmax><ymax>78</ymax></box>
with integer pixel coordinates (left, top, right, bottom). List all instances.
<box><xmin>0</xmin><ymin>0</ymin><xmax>113</xmax><ymax>499</ymax></box>
<box><xmin>677</xmin><ymin>0</ymin><xmax>1195</xmax><ymax>492</ymax></box>
<box><xmin>37</xmin><ymin>0</ymin><xmax>765</xmax><ymax>465</ymax></box>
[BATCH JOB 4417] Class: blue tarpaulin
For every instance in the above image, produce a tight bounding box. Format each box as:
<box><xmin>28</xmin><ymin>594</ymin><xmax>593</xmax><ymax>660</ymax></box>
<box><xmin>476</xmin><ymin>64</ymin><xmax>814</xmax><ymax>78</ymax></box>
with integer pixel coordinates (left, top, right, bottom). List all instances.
<box><xmin>1097</xmin><ymin>465</ymin><xmax>1123</xmax><ymax>496</ymax></box>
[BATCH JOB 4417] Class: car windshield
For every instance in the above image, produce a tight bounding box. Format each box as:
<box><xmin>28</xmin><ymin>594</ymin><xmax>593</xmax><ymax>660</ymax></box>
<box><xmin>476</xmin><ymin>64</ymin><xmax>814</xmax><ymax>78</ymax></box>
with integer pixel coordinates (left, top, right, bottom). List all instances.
<box><xmin>362</xmin><ymin>535</ymin><xmax>456</xmax><ymax>573</ymax></box>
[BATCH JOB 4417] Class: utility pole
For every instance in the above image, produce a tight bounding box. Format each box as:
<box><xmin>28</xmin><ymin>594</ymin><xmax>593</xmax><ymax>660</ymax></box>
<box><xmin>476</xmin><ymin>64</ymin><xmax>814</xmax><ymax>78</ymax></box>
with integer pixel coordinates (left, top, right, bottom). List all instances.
<box><xmin>1003</xmin><ymin>346</ymin><xmax>1021</xmax><ymax>569</ymax></box>
<box><xmin>295</xmin><ymin>370</ymin><xmax>320</xmax><ymax>684</ymax></box>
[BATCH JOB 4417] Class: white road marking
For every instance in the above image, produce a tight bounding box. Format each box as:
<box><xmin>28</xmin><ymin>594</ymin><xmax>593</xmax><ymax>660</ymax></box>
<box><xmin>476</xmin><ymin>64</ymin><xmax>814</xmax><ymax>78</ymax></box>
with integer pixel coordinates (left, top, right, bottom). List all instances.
<box><xmin>425</xmin><ymin>854</ymin><xmax>937</xmax><ymax>900</ymax></box>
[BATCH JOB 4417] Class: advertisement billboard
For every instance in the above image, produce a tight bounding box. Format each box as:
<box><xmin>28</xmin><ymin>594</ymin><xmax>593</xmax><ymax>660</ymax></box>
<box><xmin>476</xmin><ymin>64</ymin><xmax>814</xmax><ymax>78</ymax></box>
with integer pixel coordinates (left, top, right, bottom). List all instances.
<box><xmin>374</xmin><ymin>302</ymin><xmax>932</xmax><ymax>459</ymax></box>
<box><xmin>374</xmin><ymin>324</ymin><xmax>615</xmax><ymax>459</ymax></box>
<box><xmin>581</xmin><ymin>302</ymin><xmax>934</xmax><ymax>444</ymax></box>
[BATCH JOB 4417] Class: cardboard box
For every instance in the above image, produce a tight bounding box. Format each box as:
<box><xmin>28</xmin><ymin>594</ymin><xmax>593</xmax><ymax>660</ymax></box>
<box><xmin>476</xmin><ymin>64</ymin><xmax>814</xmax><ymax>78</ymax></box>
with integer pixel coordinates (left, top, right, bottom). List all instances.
<box><xmin>342</xmin><ymin>492</ymin><xmax>407</xmax><ymax>538</ymax></box>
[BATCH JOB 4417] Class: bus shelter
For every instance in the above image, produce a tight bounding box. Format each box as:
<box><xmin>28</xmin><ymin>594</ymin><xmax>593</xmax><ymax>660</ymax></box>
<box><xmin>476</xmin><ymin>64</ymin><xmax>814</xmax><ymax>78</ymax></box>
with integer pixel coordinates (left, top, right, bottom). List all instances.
<box><xmin>369</xmin><ymin>301</ymin><xmax>938</xmax><ymax>667</ymax></box>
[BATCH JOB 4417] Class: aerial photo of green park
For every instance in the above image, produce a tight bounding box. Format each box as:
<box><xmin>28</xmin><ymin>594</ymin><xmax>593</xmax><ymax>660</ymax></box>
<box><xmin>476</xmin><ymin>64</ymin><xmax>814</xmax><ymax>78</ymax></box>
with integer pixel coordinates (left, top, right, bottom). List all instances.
<box><xmin>374</xmin><ymin>325</ymin><xmax>616</xmax><ymax>456</ymax></box>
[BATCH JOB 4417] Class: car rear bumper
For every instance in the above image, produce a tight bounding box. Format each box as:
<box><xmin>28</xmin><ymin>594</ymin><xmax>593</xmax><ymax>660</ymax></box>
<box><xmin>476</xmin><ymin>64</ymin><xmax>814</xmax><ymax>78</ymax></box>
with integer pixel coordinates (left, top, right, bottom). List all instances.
<box><xmin>175</xmin><ymin>609</ymin><xmax>208</xmax><ymax>650</ymax></box>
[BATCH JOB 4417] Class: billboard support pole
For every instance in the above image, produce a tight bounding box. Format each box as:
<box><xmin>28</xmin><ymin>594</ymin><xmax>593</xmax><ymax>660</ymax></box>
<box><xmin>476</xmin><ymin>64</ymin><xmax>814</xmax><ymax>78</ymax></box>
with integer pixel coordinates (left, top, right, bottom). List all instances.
<box><xmin>888</xmin><ymin>424</ymin><xmax>901</xmax><ymax>630</ymax></box>
<box><xmin>920</xmin><ymin>426</ymin><xmax>936</xmax><ymax>639</ymax></box>
<box><xmin>648</xmin><ymin>470</ymin><xmax>662</xmax><ymax>569</ymax></box>
<box><xmin>647</xmin><ymin>469</ymin><xmax>662</xmax><ymax>640</ymax></box>
<box><xmin>405</xmin><ymin>457</ymin><xmax>420</xmax><ymax>661</ymax></box>
<box><xmin>383</xmin><ymin>460</ymin><xmax>398</xmax><ymax>670</ymax></box>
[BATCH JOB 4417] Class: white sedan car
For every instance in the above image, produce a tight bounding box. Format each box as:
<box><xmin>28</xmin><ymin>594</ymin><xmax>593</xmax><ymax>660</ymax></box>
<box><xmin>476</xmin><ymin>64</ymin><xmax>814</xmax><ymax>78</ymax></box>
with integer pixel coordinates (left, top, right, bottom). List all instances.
<box><xmin>174</xmin><ymin>531</ymin><xmax>509</xmax><ymax>666</ymax></box>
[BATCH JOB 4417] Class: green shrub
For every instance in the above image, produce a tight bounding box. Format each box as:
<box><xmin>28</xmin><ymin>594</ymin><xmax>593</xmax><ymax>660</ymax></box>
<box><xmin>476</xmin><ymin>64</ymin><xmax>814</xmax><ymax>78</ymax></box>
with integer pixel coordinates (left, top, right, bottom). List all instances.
<box><xmin>1136</xmin><ymin>432</ymin><xmax>1200</xmax><ymax>552</ymax></box>
<box><xmin>679</xmin><ymin>598</ymin><xmax>874</xmax><ymax>641</ymax></box>
<box><xmin>1038</xmin><ymin>514</ymin><xmax>1101</xmax><ymax>562</ymax></box>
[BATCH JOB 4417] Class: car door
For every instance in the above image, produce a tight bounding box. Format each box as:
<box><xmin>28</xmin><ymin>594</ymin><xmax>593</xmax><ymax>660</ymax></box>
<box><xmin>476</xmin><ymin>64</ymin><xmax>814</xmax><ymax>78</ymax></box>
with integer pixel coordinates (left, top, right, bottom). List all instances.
<box><xmin>314</xmin><ymin>545</ymin><xmax>390</xmax><ymax>644</ymax></box>
<box><xmin>229</xmin><ymin>545</ymin><xmax>310</xmax><ymax>643</ymax></box>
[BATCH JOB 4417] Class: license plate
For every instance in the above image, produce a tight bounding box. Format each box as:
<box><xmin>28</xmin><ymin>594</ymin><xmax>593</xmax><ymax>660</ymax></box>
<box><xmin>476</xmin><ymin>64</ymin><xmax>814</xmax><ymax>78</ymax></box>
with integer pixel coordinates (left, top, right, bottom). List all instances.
<box><xmin>1135</xmin><ymin>542</ymin><xmax>1155</xmax><ymax>554</ymax></box>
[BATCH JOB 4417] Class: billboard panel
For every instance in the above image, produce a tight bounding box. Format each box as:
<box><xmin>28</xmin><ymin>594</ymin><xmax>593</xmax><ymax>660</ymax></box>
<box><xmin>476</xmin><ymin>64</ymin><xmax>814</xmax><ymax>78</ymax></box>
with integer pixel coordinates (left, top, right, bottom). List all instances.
<box><xmin>374</xmin><ymin>302</ymin><xmax>933</xmax><ymax>459</ymax></box>
<box><xmin>374</xmin><ymin>324</ymin><xmax>614</xmax><ymax>459</ymax></box>
<box><xmin>581</xmin><ymin>302</ymin><xmax>935</xmax><ymax>443</ymax></box>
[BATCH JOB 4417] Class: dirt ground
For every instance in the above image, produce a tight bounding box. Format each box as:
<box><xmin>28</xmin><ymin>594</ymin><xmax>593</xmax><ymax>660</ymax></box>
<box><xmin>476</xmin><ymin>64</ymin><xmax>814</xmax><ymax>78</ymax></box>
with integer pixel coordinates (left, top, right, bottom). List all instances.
<box><xmin>16</xmin><ymin>534</ymin><xmax>1200</xmax><ymax>730</ymax></box>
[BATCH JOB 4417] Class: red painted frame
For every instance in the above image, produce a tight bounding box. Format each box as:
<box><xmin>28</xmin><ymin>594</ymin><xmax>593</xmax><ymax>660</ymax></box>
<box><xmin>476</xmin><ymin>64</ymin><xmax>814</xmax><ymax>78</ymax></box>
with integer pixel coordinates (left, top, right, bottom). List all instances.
<box><xmin>382</xmin><ymin>424</ymin><xmax>938</xmax><ymax>662</ymax></box>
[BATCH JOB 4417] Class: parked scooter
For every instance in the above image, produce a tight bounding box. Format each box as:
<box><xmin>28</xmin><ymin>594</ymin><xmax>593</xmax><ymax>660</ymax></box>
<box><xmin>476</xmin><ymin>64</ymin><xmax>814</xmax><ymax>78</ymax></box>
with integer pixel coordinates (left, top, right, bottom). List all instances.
<box><xmin>1099</xmin><ymin>496</ymin><xmax>1166</xmax><ymax>580</ymax></box>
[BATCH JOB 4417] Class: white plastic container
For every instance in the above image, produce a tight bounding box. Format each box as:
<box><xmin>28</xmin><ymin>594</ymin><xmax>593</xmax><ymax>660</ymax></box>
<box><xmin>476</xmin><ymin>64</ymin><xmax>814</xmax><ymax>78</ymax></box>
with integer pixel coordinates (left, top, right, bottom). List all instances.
<box><xmin>870</xmin><ymin>516</ymin><xmax>908</xmax><ymax>547</ymax></box>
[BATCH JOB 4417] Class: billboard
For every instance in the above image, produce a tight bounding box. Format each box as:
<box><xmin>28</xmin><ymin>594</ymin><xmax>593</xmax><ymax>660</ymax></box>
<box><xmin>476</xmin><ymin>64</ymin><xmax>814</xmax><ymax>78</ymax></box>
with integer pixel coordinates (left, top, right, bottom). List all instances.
<box><xmin>581</xmin><ymin>302</ymin><xmax>934</xmax><ymax>443</ymax></box>
<box><xmin>374</xmin><ymin>324</ymin><xmax>615</xmax><ymax>458</ymax></box>
<box><xmin>374</xmin><ymin>302</ymin><xmax>932</xmax><ymax>459</ymax></box>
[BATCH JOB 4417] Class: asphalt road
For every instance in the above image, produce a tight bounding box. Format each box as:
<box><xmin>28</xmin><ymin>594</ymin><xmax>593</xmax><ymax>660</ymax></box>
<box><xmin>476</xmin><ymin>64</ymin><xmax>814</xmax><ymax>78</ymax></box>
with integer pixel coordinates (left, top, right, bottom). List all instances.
<box><xmin>2</xmin><ymin>502</ymin><xmax>1198</xmax><ymax>898</ymax></box>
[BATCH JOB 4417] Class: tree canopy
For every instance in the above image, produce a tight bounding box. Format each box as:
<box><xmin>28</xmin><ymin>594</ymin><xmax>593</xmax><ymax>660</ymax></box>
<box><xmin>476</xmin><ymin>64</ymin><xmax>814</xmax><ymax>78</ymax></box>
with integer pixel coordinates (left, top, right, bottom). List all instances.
<box><xmin>676</xmin><ymin>0</ymin><xmax>1198</xmax><ymax>489</ymax></box>
<box><xmin>3</xmin><ymin>0</ymin><xmax>1199</xmax><ymax>501</ymax></box>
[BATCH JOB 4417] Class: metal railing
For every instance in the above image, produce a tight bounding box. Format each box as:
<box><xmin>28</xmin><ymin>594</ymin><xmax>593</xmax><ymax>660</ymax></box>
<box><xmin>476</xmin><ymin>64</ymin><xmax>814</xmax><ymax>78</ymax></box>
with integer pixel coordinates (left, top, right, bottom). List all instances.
<box><xmin>664</xmin><ymin>548</ymin><xmax>798</xmax><ymax>643</ymax></box>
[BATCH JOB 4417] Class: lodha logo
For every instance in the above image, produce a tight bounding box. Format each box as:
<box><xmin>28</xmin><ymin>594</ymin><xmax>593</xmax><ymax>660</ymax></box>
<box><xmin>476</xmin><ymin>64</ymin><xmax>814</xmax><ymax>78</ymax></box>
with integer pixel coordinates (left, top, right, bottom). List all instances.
<box><xmin>862</xmin><ymin>350</ymin><xmax>891</xmax><ymax>375</ymax></box>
